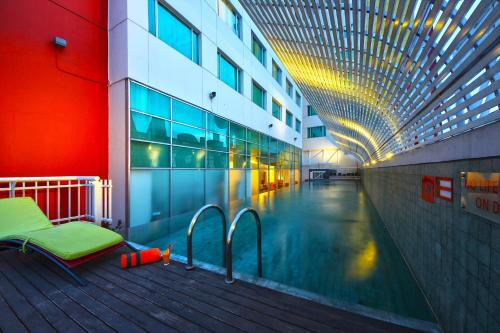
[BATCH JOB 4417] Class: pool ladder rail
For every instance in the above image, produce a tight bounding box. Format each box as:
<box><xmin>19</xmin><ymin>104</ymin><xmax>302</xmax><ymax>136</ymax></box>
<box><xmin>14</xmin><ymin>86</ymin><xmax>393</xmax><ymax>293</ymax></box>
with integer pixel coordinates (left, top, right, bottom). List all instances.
<box><xmin>185</xmin><ymin>205</ymin><xmax>263</xmax><ymax>284</ymax></box>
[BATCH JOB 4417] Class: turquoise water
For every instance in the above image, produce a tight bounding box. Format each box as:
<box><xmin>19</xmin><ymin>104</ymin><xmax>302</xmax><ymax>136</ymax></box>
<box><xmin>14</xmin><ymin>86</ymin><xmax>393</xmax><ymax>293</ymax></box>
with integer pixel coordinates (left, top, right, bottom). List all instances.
<box><xmin>129</xmin><ymin>180</ymin><xmax>435</xmax><ymax>322</ymax></box>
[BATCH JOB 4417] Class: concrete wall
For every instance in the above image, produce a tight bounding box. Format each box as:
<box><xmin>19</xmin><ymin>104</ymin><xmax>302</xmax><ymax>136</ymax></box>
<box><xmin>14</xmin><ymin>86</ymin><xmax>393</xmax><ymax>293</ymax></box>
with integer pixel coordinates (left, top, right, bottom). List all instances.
<box><xmin>361</xmin><ymin>124</ymin><xmax>500</xmax><ymax>332</ymax></box>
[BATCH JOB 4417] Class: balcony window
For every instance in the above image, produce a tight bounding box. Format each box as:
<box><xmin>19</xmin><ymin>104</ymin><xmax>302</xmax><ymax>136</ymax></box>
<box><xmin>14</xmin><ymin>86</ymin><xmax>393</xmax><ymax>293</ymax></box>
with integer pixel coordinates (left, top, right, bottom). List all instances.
<box><xmin>272</xmin><ymin>99</ymin><xmax>282</xmax><ymax>120</ymax></box>
<box><xmin>218</xmin><ymin>52</ymin><xmax>242</xmax><ymax>92</ymax></box>
<box><xmin>286</xmin><ymin>110</ymin><xmax>293</xmax><ymax>127</ymax></box>
<box><xmin>157</xmin><ymin>4</ymin><xmax>199</xmax><ymax>64</ymax></box>
<box><xmin>252</xmin><ymin>81</ymin><xmax>266</xmax><ymax>109</ymax></box>
<box><xmin>251</xmin><ymin>33</ymin><xmax>266</xmax><ymax>66</ymax></box>
<box><xmin>217</xmin><ymin>0</ymin><xmax>241</xmax><ymax>38</ymax></box>
<box><xmin>307</xmin><ymin>126</ymin><xmax>326</xmax><ymax>138</ymax></box>
<box><xmin>272</xmin><ymin>60</ymin><xmax>282</xmax><ymax>85</ymax></box>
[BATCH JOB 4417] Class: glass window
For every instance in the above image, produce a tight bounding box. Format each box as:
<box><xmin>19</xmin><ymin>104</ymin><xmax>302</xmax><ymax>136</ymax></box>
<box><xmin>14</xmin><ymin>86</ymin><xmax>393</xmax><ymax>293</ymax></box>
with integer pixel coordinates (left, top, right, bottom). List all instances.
<box><xmin>207</xmin><ymin>114</ymin><xmax>229</xmax><ymax>135</ymax></box>
<box><xmin>131</xmin><ymin>141</ymin><xmax>170</xmax><ymax>168</ymax></box>
<box><xmin>272</xmin><ymin>99</ymin><xmax>282</xmax><ymax>120</ymax></box>
<box><xmin>230</xmin><ymin>154</ymin><xmax>247</xmax><ymax>169</ymax></box>
<box><xmin>285</xmin><ymin>110</ymin><xmax>293</xmax><ymax>127</ymax></box>
<box><xmin>307</xmin><ymin>105</ymin><xmax>317</xmax><ymax>116</ymax></box>
<box><xmin>230</xmin><ymin>122</ymin><xmax>246</xmax><ymax>140</ymax></box>
<box><xmin>172</xmin><ymin>100</ymin><xmax>205</xmax><ymax>128</ymax></box>
<box><xmin>218</xmin><ymin>52</ymin><xmax>241</xmax><ymax>92</ymax></box>
<box><xmin>286</xmin><ymin>79</ymin><xmax>293</xmax><ymax>97</ymax></box>
<box><xmin>229</xmin><ymin>138</ymin><xmax>246</xmax><ymax>155</ymax></box>
<box><xmin>171</xmin><ymin>170</ymin><xmax>204</xmax><ymax>215</ymax></box>
<box><xmin>307</xmin><ymin>126</ymin><xmax>326</xmax><ymax>138</ymax></box>
<box><xmin>130</xmin><ymin>82</ymin><xmax>170</xmax><ymax>118</ymax></box>
<box><xmin>252</xmin><ymin>81</ymin><xmax>266</xmax><ymax>109</ymax></box>
<box><xmin>172</xmin><ymin>123</ymin><xmax>205</xmax><ymax>148</ymax></box>
<box><xmin>295</xmin><ymin>119</ymin><xmax>301</xmax><ymax>133</ymax></box>
<box><xmin>207</xmin><ymin>132</ymin><xmax>228</xmax><ymax>151</ymax></box>
<box><xmin>248</xmin><ymin>142</ymin><xmax>259</xmax><ymax>156</ymax></box>
<box><xmin>148</xmin><ymin>0</ymin><xmax>156</xmax><ymax>35</ymax></box>
<box><xmin>172</xmin><ymin>146</ymin><xmax>205</xmax><ymax>168</ymax></box>
<box><xmin>129</xmin><ymin>170</ymin><xmax>169</xmax><ymax>227</ymax></box>
<box><xmin>272</xmin><ymin>60</ymin><xmax>282</xmax><ymax>85</ymax></box>
<box><xmin>247</xmin><ymin>129</ymin><xmax>259</xmax><ymax>143</ymax></box>
<box><xmin>251</xmin><ymin>33</ymin><xmax>266</xmax><ymax>66</ymax></box>
<box><xmin>295</xmin><ymin>92</ymin><xmax>302</xmax><ymax>106</ymax></box>
<box><xmin>207</xmin><ymin>150</ymin><xmax>228</xmax><ymax>168</ymax></box>
<box><xmin>158</xmin><ymin>4</ymin><xmax>199</xmax><ymax>64</ymax></box>
<box><xmin>131</xmin><ymin>112</ymin><xmax>171</xmax><ymax>143</ymax></box>
<box><xmin>217</xmin><ymin>0</ymin><xmax>241</xmax><ymax>38</ymax></box>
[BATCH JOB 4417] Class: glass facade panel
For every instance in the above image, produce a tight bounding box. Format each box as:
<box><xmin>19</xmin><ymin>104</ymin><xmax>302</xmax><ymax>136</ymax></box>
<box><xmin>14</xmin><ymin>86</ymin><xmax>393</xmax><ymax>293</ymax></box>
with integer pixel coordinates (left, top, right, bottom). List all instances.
<box><xmin>172</xmin><ymin>100</ymin><xmax>205</xmax><ymax>128</ymax></box>
<box><xmin>230</xmin><ymin>122</ymin><xmax>246</xmax><ymax>140</ymax></box>
<box><xmin>171</xmin><ymin>170</ymin><xmax>204</xmax><ymax>216</ymax></box>
<box><xmin>229</xmin><ymin>169</ymin><xmax>246</xmax><ymax>202</ymax></box>
<box><xmin>172</xmin><ymin>146</ymin><xmax>206</xmax><ymax>168</ymax></box>
<box><xmin>207</xmin><ymin>150</ymin><xmax>228</xmax><ymax>168</ymax></box>
<box><xmin>286</xmin><ymin>110</ymin><xmax>293</xmax><ymax>127</ymax></box>
<box><xmin>247</xmin><ymin>142</ymin><xmax>259</xmax><ymax>156</ymax></box>
<box><xmin>251</xmin><ymin>34</ymin><xmax>266</xmax><ymax>65</ymax></box>
<box><xmin>218</xmin><ymin>53</ymin><xmax>240</xmax><ymax>92</ymax></box>
<box><xmin>148</xmin><ymin>0</ymin><xmax>156</xmax><ymax>35</ymax></box>
<box><xmin>229</xmin><ymin>138</ymin><xmax>246</xmax><ymax>155</ymax></box>
<box><xmin>206</xmin><ymin>170</ymin><xmax>228</xmax><ymax>206</ymax></box>
<box><xmin>230</xmin><ymin>154</ymin><xmax>247</xmax><ymax>168</ymax></box>
<box><xmin>272</xmin><ymin>99</ymin><xmax>281</xmax><ymax>120</ymax></box>
<box><xmin>131</xmin><ymin>112</ymin><xmax>170</xmax><ymax>143</ymax></box>
<box><xmin>157</xmin><ymin>4</ymin><xmax>198</xmax><ymax>63</ymax></box>
<box><xmin>131</xmin><ymin>141</ymin><xmax>170</xmax><ymax>168</ymax></box>
<box><xmin>130</xmin><ymin>82</ymin><xmax>171</xmax><ymax>118</ymax></box>
<box><xmin>207</xmin><ymin>132</ymin><xmax>228</xmax><ymax>151</ymax></box>
<box><xmin>247</xmin><ymin>129</ymin><xmax>259</xmax><ymax>143</ymax></box>
<box><xmin>130</xmin><ymin>170</ymin><xmax>169</xmax><ymax>227</ymax></box>
<box><xmin>172</xmin><ymin>123</ymin><xmax>205</xmax><ymax>148</ymax></box>
<box><xmin>252</xmin><ymin>81</ymin><xmax>265</xmax><ymax>109</ymax></box>
<box><xmin>207</xmin><ymin>114</ymin><xmax>229</xmax><ymax>135</ymax></box>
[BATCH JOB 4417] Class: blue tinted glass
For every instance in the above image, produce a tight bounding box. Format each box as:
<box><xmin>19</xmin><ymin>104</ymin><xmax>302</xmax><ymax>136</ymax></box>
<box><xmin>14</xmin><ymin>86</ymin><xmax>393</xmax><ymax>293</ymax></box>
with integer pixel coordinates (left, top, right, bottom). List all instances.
<box><xmin>207</xmin><ymin>132</ymin><xmax>228</xmax><ymax>151</ymax></box>
<box><xmin>192</xmin><ymin>32</ymin><xmax>199</xmax><ymax>64</ymax></box>
<box><xmin>148</xmin><ymin>0</ymin><xmax>156</xmax><ymax>35</ymax></box>
<box><xmin>247</xmin><ymin>129</ymin><xmax>259</xmax><ymax>143</ymax></box>
<box><xmin>131</xmin><ymin>141</ymin><xmax>170</xmax><ymax>168</ymax></box>
<box><xmin>219</xmin><ymin>54</ymin><xmax>238</xmax><ymax>91</ymax></box>
<box><xmin>158</xmin><ymin>4</ymin><xmax>192</xmax><ymax>60</ymax></box>
<box><xmin>231</xmin><ymin>154</ymin><xmax>247</xmax><ymax>168</ymax></box>
<box><xmin>230</xmin><ymin>123</ymin><xmax>246</xmax><ymax>140</ymax></box>
<box><xmin>286</xmin><ymin>111</ymin><xmax>293</xmax><ymax>127</ymax></box>
<box><xmin>172</xmin><ymin>100</ymin><xmax>205</xmax><ymax>128</ymax></box>
<box><xmin>148</xmin><ymin>90</ymin><xmax>170</xmax><ymax>118</ymax></box>
<box><xmin>172</xmin><ymin>146</ymin><xmax>205</xmax><ymax>168</ymax></box>
<box><xmin>131</xmin><ymin>112</ymin><xmax>170</xmax><ymax>143</ymax></box>
<box><xmin>172</xmin><ymin>123</ymin><xmax>205</xmax><ymax>148</ymax></box>
<box><xmin>207</xmin><ymin>114</ymin><xmax>229</xmax><ymax>135</ymax></box>
<box><xmin>207</xmin><ymin>151</ymin><xmax>228</xmax><ymax>168</ymax></box>
<box><xmin>295</xmin><ymin>119</ymin><xmax>301</xmax><ymax>133</ymax></box>
<box><xmin>272</xmin><ymin>100</ymin><xmax>281</xmax><ymax>120</ymax></box>
<box><xmin>248</xmin><ymin>142</ymin><xmax>259</xmax><ymax>156</ymax></box>
<box><xmin>130</xmin><ymin>82</ymin><xmax>148</xmax><ymax>112</ymax></box>
<box><xmin>252</xmin><ymin>82</ymin><xmax>265</xmax><ymax>108</ymax></box>
<box><xmin>229</xmin><ymin>138</ymin><xmax>246</xmax><ymax>155</ymax></box>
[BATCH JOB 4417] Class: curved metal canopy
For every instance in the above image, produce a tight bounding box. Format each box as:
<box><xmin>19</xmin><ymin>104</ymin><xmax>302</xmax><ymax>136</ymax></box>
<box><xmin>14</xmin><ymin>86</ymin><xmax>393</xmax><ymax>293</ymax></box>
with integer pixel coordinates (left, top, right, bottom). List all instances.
<box><xmin>240</xmin><ymin>0</ymin><xmax>500</xmax><ymax>163</ymax></box>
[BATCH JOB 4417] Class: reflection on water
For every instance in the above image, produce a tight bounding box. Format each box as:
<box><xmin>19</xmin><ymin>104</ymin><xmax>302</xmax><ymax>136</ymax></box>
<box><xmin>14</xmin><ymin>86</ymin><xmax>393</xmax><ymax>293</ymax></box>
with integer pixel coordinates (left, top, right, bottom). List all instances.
<box><xmin>129</xmin><ymin>180</ymin><xmax>435</xmax><ymax>322</ymax></box>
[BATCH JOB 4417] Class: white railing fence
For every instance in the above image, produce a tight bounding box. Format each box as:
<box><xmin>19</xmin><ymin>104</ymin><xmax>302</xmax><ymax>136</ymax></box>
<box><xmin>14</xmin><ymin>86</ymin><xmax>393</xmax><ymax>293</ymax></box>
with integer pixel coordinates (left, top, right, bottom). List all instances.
<box><xmin>0</xmin><ymin>176</ymin><xmax>112</xmax><ymax>226</ymax></box>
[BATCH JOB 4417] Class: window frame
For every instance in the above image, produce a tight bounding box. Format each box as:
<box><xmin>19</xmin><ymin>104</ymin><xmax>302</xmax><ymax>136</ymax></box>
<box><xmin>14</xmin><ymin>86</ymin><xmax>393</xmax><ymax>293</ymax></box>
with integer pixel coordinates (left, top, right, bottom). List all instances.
<box><xmin>286</xmin><ymin>79</ymin><xmax>293</xmax><ymax>97</ymax></box>
<box><xmin>271</xmin><ymin>98</ymin><xmax>282</xmax><ymax>120</ymax></box>
<box><xmin>217</xmin><ymin>0</ymin><xmax>242</xmax><ymax>39</ymax></box>
<box><xmin>295</xmin><ymin>91</ymin><xmax>302</xmax><ymax>107</ymax></box>
<box><xmin>295</xmin><ymin>118</ymin><xmax>301</xmax><ymax>133</ymax></box>
<box><xmin>285</xmin><ymin>110</ymin><xmax>293</xmax><ymax>127</ymax></box>
<box><xmin>272</xmin><ymin>60</ymin><xmax>282</xmax><ymax>85</ymax></box>
<box><xmin>251</xmin><ymin>32</ymin><xmax>266</xmax><ymax>66</ymax></box>
<box><xmin>252</xmin><ymin>80</ymin><xmax>266</xmax><ymax>110</ymax></box>
<box><xmin>217</xmin><ymin>50</ymin><xmax>242</xmax><ymax>93</ymax></box>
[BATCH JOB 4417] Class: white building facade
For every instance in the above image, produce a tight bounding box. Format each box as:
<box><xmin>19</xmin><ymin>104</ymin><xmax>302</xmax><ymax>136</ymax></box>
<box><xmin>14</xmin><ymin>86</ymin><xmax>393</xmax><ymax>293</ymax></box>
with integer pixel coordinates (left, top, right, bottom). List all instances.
<box><xmin>107</xmin><ymin>0</ymin><xmax>304</xmax><ymax>237</ymax></box>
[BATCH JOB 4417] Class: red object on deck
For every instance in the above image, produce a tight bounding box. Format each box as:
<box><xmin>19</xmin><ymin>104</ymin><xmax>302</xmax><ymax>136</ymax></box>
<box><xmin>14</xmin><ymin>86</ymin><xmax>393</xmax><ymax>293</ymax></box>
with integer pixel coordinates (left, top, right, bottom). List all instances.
<box><xmin>0</xmin><ymin>0</ymin><xmax>108</xmax><ymax>178</ymax></box>
<box><xmin>121</xmin><ymin>248</ymin><xmax>162</xmax><ymax>268</ymax></box>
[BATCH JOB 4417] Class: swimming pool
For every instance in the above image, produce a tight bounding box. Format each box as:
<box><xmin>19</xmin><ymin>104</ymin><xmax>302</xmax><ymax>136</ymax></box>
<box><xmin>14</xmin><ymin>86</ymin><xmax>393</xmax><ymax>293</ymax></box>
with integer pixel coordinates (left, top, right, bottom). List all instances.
<box><xmin>129</xmin><ymin>180</ymin><xmax>435</xmax><ymax>322</ymax></box>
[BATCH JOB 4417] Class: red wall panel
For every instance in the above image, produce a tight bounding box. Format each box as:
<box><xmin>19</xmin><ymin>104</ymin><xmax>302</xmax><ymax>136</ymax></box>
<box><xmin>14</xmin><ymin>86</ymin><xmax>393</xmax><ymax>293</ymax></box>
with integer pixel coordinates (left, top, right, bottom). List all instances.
<box><xmin>0</xmin><ymin>0</ymin><xmax>108</xmax><ymax>178</ymax></box>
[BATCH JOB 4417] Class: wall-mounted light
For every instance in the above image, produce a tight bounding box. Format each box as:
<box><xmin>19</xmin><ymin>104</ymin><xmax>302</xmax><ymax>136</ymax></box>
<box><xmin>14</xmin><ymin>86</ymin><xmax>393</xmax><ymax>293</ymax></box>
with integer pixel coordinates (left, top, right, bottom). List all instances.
<box><xmin>294</xmin><ymin>137</ymin><xmax>297</xmax><ymax>141</ymax></box>
<box><xmin>53</xmin><ymin>36</ymin><xmax>67</xmax><ymax>48</ymax></box>
<box><xmin>209</xmin><ymin>91</ymin><xmax>216</xmax><ymax>99</ymax></box>
<box><xmin>268</xmin><ymin>124</ymin><xmax>273</xmax><ymax>128</ymax></box>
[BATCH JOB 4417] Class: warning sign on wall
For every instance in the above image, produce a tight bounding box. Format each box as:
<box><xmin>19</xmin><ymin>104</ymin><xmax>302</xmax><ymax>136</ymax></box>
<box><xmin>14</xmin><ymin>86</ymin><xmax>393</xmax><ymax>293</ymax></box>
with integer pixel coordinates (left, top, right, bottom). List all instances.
<box><xmin>421</xmin><ymin>176</ymin><xmax>435</xmax><ymax>203</ymax></box>
<box><xmin>461</xmin><ymin>172</ymin><xmax>500</xmax><ymax>224</ymax></box>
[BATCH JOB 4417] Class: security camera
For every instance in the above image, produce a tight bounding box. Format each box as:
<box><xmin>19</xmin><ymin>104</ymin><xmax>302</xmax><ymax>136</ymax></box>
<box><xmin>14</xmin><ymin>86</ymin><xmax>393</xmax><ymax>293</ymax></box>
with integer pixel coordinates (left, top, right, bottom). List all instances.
<box><xmin>209</xmin><ymin>91</ymin><xmax>216</xmax><ymax>99</ymax></box>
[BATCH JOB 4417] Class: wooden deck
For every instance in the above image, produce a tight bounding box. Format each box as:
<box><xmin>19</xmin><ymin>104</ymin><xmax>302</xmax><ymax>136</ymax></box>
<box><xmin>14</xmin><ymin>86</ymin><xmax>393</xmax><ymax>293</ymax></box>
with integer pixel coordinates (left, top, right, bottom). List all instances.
<box><xmin>0</xmin><ymin>247</ymin><xmax>425</xmax><ymax>333</ymax></box>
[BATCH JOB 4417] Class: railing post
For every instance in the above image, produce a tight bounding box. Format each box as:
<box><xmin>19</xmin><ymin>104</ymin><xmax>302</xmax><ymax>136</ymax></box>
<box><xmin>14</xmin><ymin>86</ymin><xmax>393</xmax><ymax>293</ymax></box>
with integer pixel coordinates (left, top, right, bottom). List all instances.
<box><xmin>9</xmin><ymin>182</ymin><xmax>16</xmax><ymax>197</ymax></box>
<box><xmin>91</xmin><ymin>179</ymin><xmax>103</xmax><ymax>225</ymax></box>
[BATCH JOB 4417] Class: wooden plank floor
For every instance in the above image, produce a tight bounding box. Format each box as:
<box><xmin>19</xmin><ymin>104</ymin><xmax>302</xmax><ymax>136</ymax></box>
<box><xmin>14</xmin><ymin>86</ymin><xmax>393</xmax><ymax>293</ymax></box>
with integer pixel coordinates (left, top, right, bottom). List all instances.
<box><xmin>0</xmin><ymin>248</ymin><xmax>425</xmax><ymax>333</ymax></box>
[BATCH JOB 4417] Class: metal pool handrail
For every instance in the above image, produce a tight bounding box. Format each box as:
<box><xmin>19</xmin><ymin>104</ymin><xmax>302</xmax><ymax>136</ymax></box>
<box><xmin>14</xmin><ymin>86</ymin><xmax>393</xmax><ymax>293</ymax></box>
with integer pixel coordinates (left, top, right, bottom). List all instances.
<box><xmin>225</xmin><ymin>207</ymin><xmax>262</xmax><ymax>284</ymax></box>
<box><xmin>186</xmin><ymin>204</ymin><xmax>227</xmax><ymax>270</ymax></box>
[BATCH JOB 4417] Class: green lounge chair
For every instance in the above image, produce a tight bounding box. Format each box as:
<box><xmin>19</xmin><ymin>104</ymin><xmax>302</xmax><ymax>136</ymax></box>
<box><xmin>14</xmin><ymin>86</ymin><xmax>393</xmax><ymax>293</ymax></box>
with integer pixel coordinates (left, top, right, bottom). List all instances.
<box><xmin>0</xmin><ymin>197</ymin><xmax>127</xmax><ymax>285</ymax></box>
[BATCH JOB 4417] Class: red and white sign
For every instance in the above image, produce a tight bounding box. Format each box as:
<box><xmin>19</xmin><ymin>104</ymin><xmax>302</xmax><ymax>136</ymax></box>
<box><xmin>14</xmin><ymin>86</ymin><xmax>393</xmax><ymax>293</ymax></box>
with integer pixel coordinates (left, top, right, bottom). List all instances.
<box><xmin>436</xmin><ymin>177</ymin><xmax>453</xmax><ymax>202</ymax></box>
<box><xmin>421</xmin><ymin>176</ymin><xmax>435</xmax><ymax>203</ymax></box>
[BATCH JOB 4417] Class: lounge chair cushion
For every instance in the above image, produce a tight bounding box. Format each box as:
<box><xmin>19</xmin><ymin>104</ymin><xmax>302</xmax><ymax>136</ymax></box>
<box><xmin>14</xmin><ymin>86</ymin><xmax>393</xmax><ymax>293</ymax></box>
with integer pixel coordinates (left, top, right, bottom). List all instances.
<box><xmin>6</xmin><ymin>222</ymin><xmax>124</xmax><ymax>260</ymax></box>
<box><xmin>0</xmin><ymin>197</ymin><xmax>53</xmax><ymax>239</ymax></box>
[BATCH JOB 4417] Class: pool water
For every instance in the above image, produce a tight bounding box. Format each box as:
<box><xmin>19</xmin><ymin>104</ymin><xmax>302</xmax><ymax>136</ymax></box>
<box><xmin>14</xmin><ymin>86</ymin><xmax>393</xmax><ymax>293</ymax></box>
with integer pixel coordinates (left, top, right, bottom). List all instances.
<box><xmin>129</xmin><ymin>180</ymin><xmax>435</xmax><ymax>322</ymax></box>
